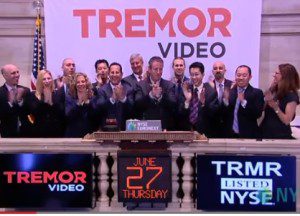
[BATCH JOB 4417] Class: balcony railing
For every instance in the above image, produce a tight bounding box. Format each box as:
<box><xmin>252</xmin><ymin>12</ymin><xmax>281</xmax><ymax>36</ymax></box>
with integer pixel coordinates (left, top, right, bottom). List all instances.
<box><xmin>0</xmin><ymin>137</ymin><xmax>299</xmax><ymax>212</ymax></box>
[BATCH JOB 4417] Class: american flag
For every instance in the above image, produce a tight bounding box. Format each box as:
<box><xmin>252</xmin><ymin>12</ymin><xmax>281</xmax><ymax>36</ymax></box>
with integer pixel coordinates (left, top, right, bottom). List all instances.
<box><xmin>31</xmin><ymin>14</ymin><xmax>45</xmax><ymax>90</ymax></box>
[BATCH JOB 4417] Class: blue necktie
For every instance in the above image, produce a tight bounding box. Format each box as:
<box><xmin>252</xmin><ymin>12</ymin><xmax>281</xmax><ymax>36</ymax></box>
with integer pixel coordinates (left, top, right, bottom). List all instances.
<box><xmin>232</xmin><ymin>87</ymin><xmax>245</xmax><ymax>134</ymax></box>
<box><xmin>177</xmin><ymin>79</ymin><xmax>182</xmax><ymax>97</ymax></box>
<box><xmin>218</xmin><ymin>83</ymin><xmax>224</xmax><ymax>103</ymax></box>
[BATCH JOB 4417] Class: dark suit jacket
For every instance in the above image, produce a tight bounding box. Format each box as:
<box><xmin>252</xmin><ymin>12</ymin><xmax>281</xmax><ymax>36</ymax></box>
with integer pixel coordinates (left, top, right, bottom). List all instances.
<box><xmin>122</xmin><ymin>74</ymin><xmax>140</xmax><ymax>91</ymax></box>
<box><xmin>51</xmin><ymin>86</ymin><xmax>67</xmax><ymax>136</ymax></box>
<box><xmin>135</xmin><ymin>78</ymin><xmax>176</xmax><ymax>130</ymax></box>
<box><xmin>171</xmin><ymin>76</ymin><xmax>190</xmax><ymax>130</ymax></box>
<box><xmin>92</xmin><ymin>81</ymin><xmax>134</xmax><ymax>131</ymax></box>
<box><xmin>0</xmin><ymin>84</ymin><xmax>33</xmax><ymax>137</ymax></box>
<box><xmin>122</xmin><ymin>74</ymin><xmax>142</xmax><ymax>119</ymax></box>
<box><xmin>211</xmin><ymin>79</ymin><xmax>233</xmax><ymax>137</ymax></box>
<box><xmin>178</xmin><ymin>82</ymin><xmax>219</xmax><ymax>136</ymax></box>
<box><xmin>29</xmin><ymin>91</ymin><xmax>65</xmax><ymax>137</ymax></box>
<box><xmin>92</xmin><ymin>80</ymin><xmax>109</xmax><ymax>97</ymax></box>
<box><xmin>65</xmin><ymin>93</ymin><xmax>94</xmax><ymax>138</ymax></box>
<box><xmin>224</xmin><ymin>85</ymin><xmax>264</xmax><ymax>138</ymax></box>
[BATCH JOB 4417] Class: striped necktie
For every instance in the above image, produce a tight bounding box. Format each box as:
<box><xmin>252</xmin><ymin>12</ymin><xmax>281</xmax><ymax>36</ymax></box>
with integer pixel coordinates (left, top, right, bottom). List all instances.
<box><xmin>189</xmin><ymin>88</ymin><xmax>199</xmax><ymax>125</ymax></box>
<box><xmin>218</xmin><ymin>83</ymin><xmax>224</xmax><ymax>103</ymax></box>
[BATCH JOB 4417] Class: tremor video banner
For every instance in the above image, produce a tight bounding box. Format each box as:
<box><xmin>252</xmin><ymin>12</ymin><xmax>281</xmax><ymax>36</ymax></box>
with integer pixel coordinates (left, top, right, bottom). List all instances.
<box><xmin>0</xmin><ymin>154</ymin><xmax>93</xmax><ymax>208</ymax></box>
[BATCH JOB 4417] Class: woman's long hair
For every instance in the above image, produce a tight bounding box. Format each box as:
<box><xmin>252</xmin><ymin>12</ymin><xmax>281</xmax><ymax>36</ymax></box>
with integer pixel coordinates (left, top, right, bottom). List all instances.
<box><xmin>271</xmin><ymin>64</ymin><xmax>300</xmax><ymax>100</ymax></box>
<box><xmin>69</xmin><ymin>72</ymin><xmax>93</xmax><ymax>99</ymax></box>
<box><xmin>35</xmin><ymin>69</ymin><xmax>54</xmax><ymax>100</ymax></box>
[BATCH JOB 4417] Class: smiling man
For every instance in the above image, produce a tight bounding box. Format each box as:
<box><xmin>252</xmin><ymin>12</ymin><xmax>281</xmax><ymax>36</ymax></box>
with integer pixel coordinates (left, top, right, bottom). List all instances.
<box><xmin>209</xmin><ymin>61</ymin><xmax>234</xmax><ymax>137</ymax></box>
<box><xmin>135</xmin><ymin>56</ymin><xmax>176</xmax><ymax>130</ymax></box>
<box><xmin>0</xmin><ymin>64</ymin><xmax>33</xmax><ymax>137</ymax></box>
<box><xmin>92</xmin><ymin>62</ymin><xmax>134</xmax><ymax>131</ymax></box>
<box><xmin>179</xmin><ymin>62</ymin><xmax>218</xmax><ymax>136</ymax></box>
<box><xmin>223</xmin><ymin>65</ymin><xmax>264</xmax><ymax>138</ymax></box>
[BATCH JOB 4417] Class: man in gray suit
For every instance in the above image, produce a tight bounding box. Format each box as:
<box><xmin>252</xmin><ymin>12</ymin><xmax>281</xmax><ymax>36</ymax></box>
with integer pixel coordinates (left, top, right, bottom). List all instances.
<box><xmin>135</xmin><ymin>56</ymin><xmax>176</xmax><ymax>130</ymax></box>
<box><xmin>122</xmin><ymin>53</ymin><xmax>145</xmax><ymax>119</ymax></box>
<box><xmin>122</xmin><ymin>53</ymin><xmax>144</xmax><ymax>90</ymax></box>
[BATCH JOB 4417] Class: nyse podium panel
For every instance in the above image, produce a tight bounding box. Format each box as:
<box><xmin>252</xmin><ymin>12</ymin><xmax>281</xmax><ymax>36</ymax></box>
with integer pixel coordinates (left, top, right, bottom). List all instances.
<box><xmin>0</xmin><ymin>132</ymin><xmax>299</xmax><ymax>212</ymax></box>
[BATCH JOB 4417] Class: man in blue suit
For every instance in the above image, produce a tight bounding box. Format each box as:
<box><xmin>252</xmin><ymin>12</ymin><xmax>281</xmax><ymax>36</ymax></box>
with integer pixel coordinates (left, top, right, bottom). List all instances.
<box><xmin>93</xmin><ymin>62</ymin><xmax>134</xmax><ymax>131</ymax></box>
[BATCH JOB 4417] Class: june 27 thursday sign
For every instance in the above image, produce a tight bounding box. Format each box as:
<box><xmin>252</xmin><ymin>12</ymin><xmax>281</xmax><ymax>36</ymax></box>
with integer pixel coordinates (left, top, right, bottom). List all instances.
<box><xmin>0</xmin><ymin>154</ymin><xmax>93</xmax><ymax>208</ymax></box>
<box><xmin>118</xmin><ymin>150</ymin><xmax>171</xmax><ymax>203</ymax></box>
<box><xmin>197</xmin><ymin>155</ymin><xmax>296</xmax><ymax>211</ymax></box>
<box><xmin>44</xmin><ymin>0</ymin><xmax>262</xmax><ymax>86</ymax></box>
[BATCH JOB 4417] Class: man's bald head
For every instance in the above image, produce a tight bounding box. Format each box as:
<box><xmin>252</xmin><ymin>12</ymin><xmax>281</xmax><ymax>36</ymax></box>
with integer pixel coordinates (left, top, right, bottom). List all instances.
<box><xmin>61</xmin><ymin>58</ymin><xmax>76</xmax><ymax>76</ymax></box>
<box><xmin>212</xmin><ymin>61</ymin><xmax>226</xmax><ymax>82</ymax></box>
<box><xmin>1</xmin><ymin>64</ymin><xmax>20</xmax><ymax>86</ymax></box>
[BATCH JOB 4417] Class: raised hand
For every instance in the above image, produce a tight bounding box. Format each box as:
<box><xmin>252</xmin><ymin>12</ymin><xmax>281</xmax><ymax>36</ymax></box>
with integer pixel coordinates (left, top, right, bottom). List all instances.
<box><xmin>151</xmin><ymin>83</ymin><xmax>162</xmax><ymax>99</ymax></box>
<box><xmin>264</xmin><ymin>90</ymin><xmax>273</xmax><ymax>102</ymax></box>
<box><xmin>16</xmin><ymin>88</ymin><xmax>25</xmax><ymax>103</ymax></box>
<box><xmin>182</xmin><ymin>81</ymin><xmax>192</xmax><ymax>102</ymax></box>
<box><xmin>43</xmin><ymin>87</ymin><xmax>53</xmax><ymax>105</ymax></box>
<box><xmin>8</xmin><ymin>88</ymin><xmax>17</xmax><ymax>104</ymax></box>
<box><xmin>200</xmin><ymin>87</ymin><xmax>205</xmax><ymax>105</ymax></box>
<box><xmin>237</xmin><ymin>91</ymin><xmax>245</xmax><ymax>102</ymax></box>
<box><xmin>223</xmin><ymin>87</ymin><xmax>230</xmax><ymax>101</ymax></box>
<box><xmin>114</xmin><ymin>84</ymin><xmax>126</xmax><ymax>100</ymax></box>
<box><xmin>96</xmin><ymin>74</ymin><xmax>103</xmax><ymax>86</ymax></box>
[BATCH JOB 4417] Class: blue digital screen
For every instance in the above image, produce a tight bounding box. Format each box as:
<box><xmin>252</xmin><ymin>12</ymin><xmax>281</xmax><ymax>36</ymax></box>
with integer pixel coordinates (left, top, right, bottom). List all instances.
<box><xmin>197</xmin><ymin>155</ymin><xmax>296</xmax><ymax>211</ymax></box>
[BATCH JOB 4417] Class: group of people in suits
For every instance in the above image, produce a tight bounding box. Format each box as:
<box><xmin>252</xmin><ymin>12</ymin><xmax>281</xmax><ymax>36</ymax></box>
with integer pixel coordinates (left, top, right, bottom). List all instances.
<box><xmin>0</xmin><ymin>54</ymin><xmax>299</xmax><ymax>139</ymax></box>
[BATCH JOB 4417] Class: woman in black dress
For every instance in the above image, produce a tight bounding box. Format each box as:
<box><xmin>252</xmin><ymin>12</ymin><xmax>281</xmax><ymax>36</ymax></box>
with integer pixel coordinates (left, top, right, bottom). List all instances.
<box><xmin>31</xmin><ymin>69</ymin><xmax>64</xmax><ymax>137</ymax></box>
<box><xmin>261</xmin><ymin>63</ymin><xmax>300</xmax><ymax>139</ymax></box>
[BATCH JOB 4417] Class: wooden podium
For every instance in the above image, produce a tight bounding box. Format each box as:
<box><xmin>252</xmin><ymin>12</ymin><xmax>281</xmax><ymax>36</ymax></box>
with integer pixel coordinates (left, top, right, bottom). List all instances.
<box><xmin>85</xmin><ymin>131</ymin><xmax>207</xmax><ymax>149</ymax></box>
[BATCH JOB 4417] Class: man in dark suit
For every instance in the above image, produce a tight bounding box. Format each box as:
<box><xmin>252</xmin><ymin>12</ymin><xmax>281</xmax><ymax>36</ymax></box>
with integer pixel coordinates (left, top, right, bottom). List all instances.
<box><xmin>122</xmin><ymin>54</ymin><xmax>145</xmax><ymax>119</ymax></box>
<box><xmin>92</xmin><ymin>59</ymin><xmax>109</xmax><ymax>96</ymax></box>
<box><xmin>52</xmin><ymin>58</ymin><xmax>77</xmax><ymax>136</ymax></box>
<box><xmin>135</xmin><ymin>56</ymin><xmax>176</xmax><ymax>130</ymax></box>
<box><xmin>170</xmin><ymin>57</ymin><xmax>190</xmax><ymax>130</ymax></box>
<box><xmin>223</xmin><ymin>65</ymin><xmax>264</xmax><ymax>138</ymax></box>
<box><xmin>122</xmin><ymin>53</ymin><xmax>144</xmax><ymax>90</ymax></box>
<box><xmin>54</xmin><ymin>58</ymin><xmax>76</xmax><ymax>90</ymax></box>
<box><xmin>0</xmin><ymin>64</ymin><xmax>33</xmax><ymax>137</ymax></box>
<box><xmin>209</xmin><ymin>61</ymin><xmax>233</xmax><ymax>137</ymax></box>
<box><xmin>179</xmin><ymin>62</ymin><xmax>219</xmax><ymax>137</ymax></box>
<box><xmin>92</xmin><ymin>62</ymin><xmax>134</xmax><ymax>131</ymax></box>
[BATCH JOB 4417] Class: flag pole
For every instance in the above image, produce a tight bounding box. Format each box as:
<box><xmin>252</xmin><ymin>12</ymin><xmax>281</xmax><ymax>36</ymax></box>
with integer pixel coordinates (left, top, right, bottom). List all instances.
<box><xmin>31</xmin><ymin>0</ymin><xmax>45</xmax><ymax>90</ymax></box>
<box><xmin>34</xmin><ymin>0</ymin><xmax>43</xmax><ymax>71</ymax></box>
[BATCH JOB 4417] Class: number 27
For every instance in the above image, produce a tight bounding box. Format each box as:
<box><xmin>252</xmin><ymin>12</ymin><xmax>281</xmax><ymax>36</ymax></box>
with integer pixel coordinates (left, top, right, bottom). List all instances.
<box><xmin>126</xmin><ymin>166</ymin><xmax>162</xmax><ymax>190</ymax></box>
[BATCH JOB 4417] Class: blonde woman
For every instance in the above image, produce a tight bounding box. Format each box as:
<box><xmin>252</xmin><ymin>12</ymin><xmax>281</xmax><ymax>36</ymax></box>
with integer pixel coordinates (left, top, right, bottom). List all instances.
<box><xmin>65</xmin><ymin>72</ymin><xmax>95</xmax><ymax>137</ymax></box>
<box><xmin>31</xmin><ymin>69</ymin><xmax>65</xmax><ymax>137</ymax></box>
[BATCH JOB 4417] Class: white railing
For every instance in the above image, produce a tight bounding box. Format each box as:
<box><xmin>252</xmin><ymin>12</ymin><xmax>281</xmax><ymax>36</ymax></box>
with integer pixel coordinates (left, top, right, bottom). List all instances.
<box><xmin>0</xmin><ymin>138</ymin><xmax>299</xmax><ymax>213</ymax></box>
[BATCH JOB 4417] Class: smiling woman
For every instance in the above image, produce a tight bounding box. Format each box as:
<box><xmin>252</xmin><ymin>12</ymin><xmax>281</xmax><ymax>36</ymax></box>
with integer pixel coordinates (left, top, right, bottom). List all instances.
<box><xmin>64</xmin><ymin>72</ymin><xmax>95</xmax><ymax>137</ymax></box>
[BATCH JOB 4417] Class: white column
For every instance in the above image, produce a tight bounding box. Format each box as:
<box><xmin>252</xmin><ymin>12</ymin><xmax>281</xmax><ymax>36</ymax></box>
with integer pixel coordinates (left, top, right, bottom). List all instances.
<box><xmin>181</xmin><ymin>152</ymin><xmax>194</xmax><ymax>210</ymax></box>
<box><xmin>168</xmin><ymin>152</ymin><xmax>180</xmax><ymax>209</ymax></box>
<box><xmin>110</xmin><ymin>152</ymin><xmax>123</xmax><ymax>209</ymax></box>
<box><xmin>97</xmin><ymin>152</ymin><xmax>110</xmax><ymax>210</ymax></box>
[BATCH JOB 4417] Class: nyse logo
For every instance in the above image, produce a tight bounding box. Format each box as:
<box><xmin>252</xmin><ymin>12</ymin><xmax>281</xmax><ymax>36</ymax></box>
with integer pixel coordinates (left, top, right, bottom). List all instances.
<box><xmin>211</xmin><ymin>161</ymin><xmax>282</xmax><ymax>206</ymax></box>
